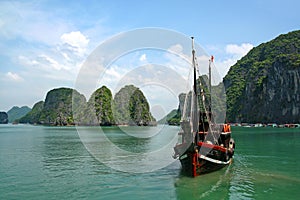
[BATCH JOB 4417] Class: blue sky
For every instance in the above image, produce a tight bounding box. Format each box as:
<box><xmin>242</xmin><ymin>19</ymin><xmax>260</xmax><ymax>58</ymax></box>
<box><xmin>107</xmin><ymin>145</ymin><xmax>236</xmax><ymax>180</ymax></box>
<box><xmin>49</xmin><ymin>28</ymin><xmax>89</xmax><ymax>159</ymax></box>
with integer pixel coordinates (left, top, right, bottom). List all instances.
<box><xmin>1</xmin><ymin>0</ymin><xmax>299</xmax><ymax>119</ymax></box>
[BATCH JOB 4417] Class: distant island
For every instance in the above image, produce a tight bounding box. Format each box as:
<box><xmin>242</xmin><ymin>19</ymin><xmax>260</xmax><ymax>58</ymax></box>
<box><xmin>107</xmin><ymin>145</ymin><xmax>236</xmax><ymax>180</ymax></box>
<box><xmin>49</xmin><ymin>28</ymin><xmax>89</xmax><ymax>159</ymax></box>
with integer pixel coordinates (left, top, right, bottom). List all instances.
<box><xmin>7</xmin><ymin>106</ymin><xmax>31</xmax><ymax>123</ymax></box>
<box><xmin>16</xmin><ymin>85</ymin><xmax>156</xmax><ymax>126</ymax></box>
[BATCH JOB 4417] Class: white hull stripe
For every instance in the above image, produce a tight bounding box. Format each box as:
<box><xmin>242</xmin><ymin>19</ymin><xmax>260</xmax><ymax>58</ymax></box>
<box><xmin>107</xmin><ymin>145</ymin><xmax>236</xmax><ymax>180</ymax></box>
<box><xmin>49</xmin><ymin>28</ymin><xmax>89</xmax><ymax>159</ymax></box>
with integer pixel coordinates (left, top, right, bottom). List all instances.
<box><xmin>199</xmin><ymin>154</ymin><xmax>231</xmax><ymax>165</ymax></box>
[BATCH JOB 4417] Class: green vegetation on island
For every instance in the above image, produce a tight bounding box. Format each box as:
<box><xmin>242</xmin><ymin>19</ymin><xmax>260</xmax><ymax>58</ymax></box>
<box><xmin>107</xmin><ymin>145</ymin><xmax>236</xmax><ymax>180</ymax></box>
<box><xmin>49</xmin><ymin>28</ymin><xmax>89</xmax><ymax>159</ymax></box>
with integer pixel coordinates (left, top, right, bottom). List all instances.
<box><xmin>224</xmin><ymin>30</ymin><xmax>300</xmax><ymax>123</ymax></box>
<box><xmin>88</xmin><ymin>86</ymin><xmax>115</xmax><ymax>126</ymax></box>
<box><xmin>166</xmin><ymin>109</ymin><xmax>181</xmax><ymax>125</ymax></box>
<box><xmin>18</xmin><ymin>101</ymin><xmax>44</xmax><ymax>124</ymax></box>
<box><xmin>158</xmin><ymin>109</ymin><xmax>179</xmax><ymax>125</ymax></box>
<box><xmin>114</xmin><ymin>85</ymin><xmax>156</xmax><ymax>126</ymax></box>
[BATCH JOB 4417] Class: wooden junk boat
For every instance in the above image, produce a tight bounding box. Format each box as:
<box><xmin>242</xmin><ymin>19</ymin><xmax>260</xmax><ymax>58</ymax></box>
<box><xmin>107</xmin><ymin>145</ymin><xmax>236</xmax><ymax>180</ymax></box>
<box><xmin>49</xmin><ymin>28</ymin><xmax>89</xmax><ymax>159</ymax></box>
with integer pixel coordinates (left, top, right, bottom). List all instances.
<box><xmin>173</xmin><ymin>37</ymin><xmax>235</xmax><ymax>177</ymax></box>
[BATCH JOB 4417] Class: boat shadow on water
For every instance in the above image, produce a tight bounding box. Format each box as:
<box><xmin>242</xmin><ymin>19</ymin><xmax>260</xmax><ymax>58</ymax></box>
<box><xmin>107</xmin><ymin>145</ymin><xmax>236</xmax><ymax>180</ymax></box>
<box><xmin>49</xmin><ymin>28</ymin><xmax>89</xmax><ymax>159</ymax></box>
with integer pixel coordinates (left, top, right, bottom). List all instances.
<box><xmin>174</xmin><ymin>154</ymin><xmax>259</xmax><ymax>200</ymax></box>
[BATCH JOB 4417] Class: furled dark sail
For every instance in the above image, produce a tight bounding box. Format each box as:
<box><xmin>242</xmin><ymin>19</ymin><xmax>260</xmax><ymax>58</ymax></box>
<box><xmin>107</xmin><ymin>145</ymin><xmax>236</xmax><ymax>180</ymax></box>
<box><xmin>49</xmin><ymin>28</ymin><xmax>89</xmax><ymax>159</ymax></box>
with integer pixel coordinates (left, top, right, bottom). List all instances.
<box><xmin>191</xmin><ymin>37</ymin><xmax>199</xmax><ymax>139</ymax></box>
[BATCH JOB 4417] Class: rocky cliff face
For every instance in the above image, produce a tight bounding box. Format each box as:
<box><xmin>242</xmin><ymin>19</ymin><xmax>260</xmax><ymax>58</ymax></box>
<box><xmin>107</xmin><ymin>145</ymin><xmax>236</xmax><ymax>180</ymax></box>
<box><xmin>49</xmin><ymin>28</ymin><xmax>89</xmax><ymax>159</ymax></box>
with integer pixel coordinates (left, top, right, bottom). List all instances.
<box><xmin>240</xmin><ymin>58</ymin><xmax>300</xmax><ymax>123</ymax></box>
<box><xmin>39</xmin><ymin>88</ymin><xmax>86</xmax><ymax>125</ymax></box>
<box><xmin>224</xmin><ymin>30</ymin><xmax>300</xmax><ymax>123</ymax></box>
<box><xmin>0</xmin><ymin>112</ymin><xmax>8</xmax><ymax>124</ymax></box>
<box><xmin>114</xmin><ymin>85</ymin><xmax>156</xmax><ymax>126</ymax></box>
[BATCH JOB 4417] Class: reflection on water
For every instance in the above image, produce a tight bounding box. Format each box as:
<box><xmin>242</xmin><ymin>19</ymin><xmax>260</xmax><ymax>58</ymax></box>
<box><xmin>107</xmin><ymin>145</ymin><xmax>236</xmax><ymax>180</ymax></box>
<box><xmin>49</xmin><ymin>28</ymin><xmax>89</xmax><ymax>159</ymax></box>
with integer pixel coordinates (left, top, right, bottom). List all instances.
<box><xmin>41</xmin><ymin>127</ymin><xmax>89</xmax><ymax>177</ymax></box>
<box><xmin>76</xmin><ymin>125</ymin><xmax>180</xmax><ymax>173</ymax></box>
<box><xmin>174</xmin><ymin>163</ymin><xmax>232</xmax><ymax>200</ymax></box>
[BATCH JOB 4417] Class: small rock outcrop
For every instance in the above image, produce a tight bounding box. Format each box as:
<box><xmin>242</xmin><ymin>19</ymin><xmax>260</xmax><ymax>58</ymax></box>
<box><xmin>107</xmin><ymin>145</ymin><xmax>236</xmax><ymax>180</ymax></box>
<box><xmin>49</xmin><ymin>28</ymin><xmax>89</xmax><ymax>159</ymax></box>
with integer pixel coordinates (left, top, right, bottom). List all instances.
<box><xmin>0</xmin><ymin>112</ymin><xmax>8</xmax><ymax>124</ymax></box>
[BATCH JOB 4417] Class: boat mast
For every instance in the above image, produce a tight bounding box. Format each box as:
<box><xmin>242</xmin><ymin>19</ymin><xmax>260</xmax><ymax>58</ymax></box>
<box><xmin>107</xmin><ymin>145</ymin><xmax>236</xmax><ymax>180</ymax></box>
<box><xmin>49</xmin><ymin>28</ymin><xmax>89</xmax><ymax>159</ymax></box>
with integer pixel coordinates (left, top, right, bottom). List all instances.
<box><xmin>209</xmin><ymin>56</ymin><xmax>212</xmax><ymax>114</ymax></box>
<box><xmin>191</xmin><ymin>37</ymin><xmax>197</xmax><ymax>97</ymax></box>
<box><xmin>191</xmin><ymin>37</ymin><xmax>199</xmax><ymax>143</ymax></box>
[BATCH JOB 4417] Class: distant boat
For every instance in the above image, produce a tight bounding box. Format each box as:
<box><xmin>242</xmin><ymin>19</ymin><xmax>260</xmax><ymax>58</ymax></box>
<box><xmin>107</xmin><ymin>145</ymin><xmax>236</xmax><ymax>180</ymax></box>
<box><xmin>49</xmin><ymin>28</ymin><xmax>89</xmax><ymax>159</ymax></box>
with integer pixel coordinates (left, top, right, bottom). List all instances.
<box><xmin>173</xmin><ymin>37</ymin><xmax>235</xmax><ymax>177</ymax></box>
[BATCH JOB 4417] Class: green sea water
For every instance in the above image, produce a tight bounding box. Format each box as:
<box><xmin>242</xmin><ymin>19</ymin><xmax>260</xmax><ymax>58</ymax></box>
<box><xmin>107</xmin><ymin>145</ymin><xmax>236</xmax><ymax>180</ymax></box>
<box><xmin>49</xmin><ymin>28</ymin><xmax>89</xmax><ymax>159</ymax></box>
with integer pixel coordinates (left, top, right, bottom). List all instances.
<box><xmin>0</xmin><ymin>124</ymin><xmax>299</xmax><ymax>199</ymax></box>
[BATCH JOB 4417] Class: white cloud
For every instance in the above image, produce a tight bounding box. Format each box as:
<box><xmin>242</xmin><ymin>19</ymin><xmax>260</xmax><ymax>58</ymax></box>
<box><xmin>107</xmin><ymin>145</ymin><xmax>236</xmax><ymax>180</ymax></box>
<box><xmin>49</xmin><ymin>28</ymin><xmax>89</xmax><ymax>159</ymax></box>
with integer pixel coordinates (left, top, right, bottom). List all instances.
<box><xmin>97</xmin><ymin>65</ymin><xmax>129</xmax><ymax>95</ymax></box>
<box><xmin>168</xmin><ymin>44</ymin><xmax>183</xmax><ymax>54</ymax></box>
<box><xmin>165</xmin><ymin>42</ymin><xmax>252</xmax><ymax>85</ymax></box>
<box><xmin>226</xmin><ymin>43</ymin><xmax>253</xmax><ymax>58</ymax></box>
<box><xmin>213</xmin><ymin>58</ymin><xmax>237</xmax><ymax>81</ymax></box>
<box><xmin>205</xmin><ymin>43</ymin><xmax>254</xmax><ymax>82</ymax></box>
<box><xmin>38</xmin><ymin>54</ymin><xmax>61</xmax><ymax>70</ymax></box>
<box><xmin>139</xmin><ymin>53</ymin><xmax>147</xmax><ymax>61</ymax></box>
<box><xmin>17</xmin><ymin>53</ymin><xmax>79</xmax><ymax>83</ymax></box>
<box><xmin>18</xmin><ymin>55</ymin><xmax>39</xmax><ymax>66</ymax></box>
<box><xmin>61</xmin><ymin>31</ymin><xmax>89</xmax><ymax>48</ymax></box>
<box><xmin>105</xmin><ymin>66</ymin><xmax>122</xmax><ymax>78</ymax></box>
<box><xmin>61</xmin><ymin>52</ymin><xmax>71</xmax><ymax>61</ymax></box>
<box><xmin>60</xmin><ymin>31</ymin><xmax>89</xmax><ymax>56</ymax></box>
<box><xmin>6</xmin><ymin>72</ymin><xmax>23</xmax><ymax>81</ymax></box>
<box><xmin>164</xmin><ymin>44</ymin><xmax>191</xmax><ymax>80</ymax></box>
<box><xmin>19</xmin><ymin>54</ymin><xmax>66</xmax><ymax>71</ymax></box>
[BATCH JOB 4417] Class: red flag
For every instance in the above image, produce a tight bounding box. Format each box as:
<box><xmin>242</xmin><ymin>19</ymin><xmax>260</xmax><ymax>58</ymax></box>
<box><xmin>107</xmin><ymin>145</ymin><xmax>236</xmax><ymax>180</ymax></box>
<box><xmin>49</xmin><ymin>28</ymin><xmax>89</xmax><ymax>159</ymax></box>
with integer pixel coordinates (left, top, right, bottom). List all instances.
<box><xmin>211</xmin><ymin>55</ymin><xmax>214</xmax><ymax>62</ymax></box>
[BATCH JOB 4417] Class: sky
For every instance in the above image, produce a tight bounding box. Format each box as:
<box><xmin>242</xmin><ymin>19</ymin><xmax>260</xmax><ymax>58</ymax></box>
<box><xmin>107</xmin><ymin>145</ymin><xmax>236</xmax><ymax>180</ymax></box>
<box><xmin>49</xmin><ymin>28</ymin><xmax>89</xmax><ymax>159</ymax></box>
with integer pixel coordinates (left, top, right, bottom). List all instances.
<box><xmin>1</xmin><ymin>0</ymin><xmax>299</xmax><ymax>119</ymax></box>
